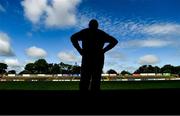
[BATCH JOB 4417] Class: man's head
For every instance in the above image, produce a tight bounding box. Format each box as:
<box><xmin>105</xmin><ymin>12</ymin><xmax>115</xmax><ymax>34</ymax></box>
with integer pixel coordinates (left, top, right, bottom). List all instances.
<box><xmin>89</xmin><ymin>19</ymin><xmax>98</xmax><ymax>29</ymax></box>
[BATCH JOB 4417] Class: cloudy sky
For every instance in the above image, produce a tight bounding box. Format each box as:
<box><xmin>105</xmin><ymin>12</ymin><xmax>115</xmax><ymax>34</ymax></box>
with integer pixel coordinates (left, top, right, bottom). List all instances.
<box><xmin>0</xmin><ymin>0</ymin><xmax>180</xmax><ymax>73</ymax></box>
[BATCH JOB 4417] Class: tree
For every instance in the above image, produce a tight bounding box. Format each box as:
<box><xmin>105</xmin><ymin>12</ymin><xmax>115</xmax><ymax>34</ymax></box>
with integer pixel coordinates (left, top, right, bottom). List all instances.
<box><xmin>67</xmin><ymin>65</ymin><xmax>73</xmax><ymax>74</ymax></box>
<box><xmin>107</xmin><ymin>69</ymin><xmax>117</xmax><ymax>74</ymax></box>
<box><xmin>34</xmin><ymin>59</ymin><xmax>49</xmax><ymax>74</ymax></box>
<box><xmin>174</xmin><ymin>66</ymin><xmax>180</xmax><ymax>75</ymax></box>
<box><xmin>8</xmin><ymin>70</ymin><xmax>16</xmax><ymax>74</ymax></box>
<box><xmin>59</xmin><ymin>62</ymin><xmax>73</xmax><ymax>74</ymax></box>
<box><xmin>51</xmin><ymin>64</ymin><xmax>61</xmax><ymax>74</ymax></box>
<box><xmin>154</xmin><ymin>66</ymin><xmax>161</xmax><ymax>73</ymax></box>
<box><xmin>134</xmin><ymin>65</ymin><xmax>161</xmax><ymax>73</ymax></box>
<box><xmin>0</xmin><ymin>63</ymin><xmax>8</xmax><ymax>74</ymax></box>
<box><xmin>19</xmin><ymin>70</ymin><xmax>31</xmax><ymax>75</ymax></box>
<box><xmin>71</xmin><ymin>66</ymin><xmax>81</xmax><ymax>75</ymax></box>
<box><xmin>148</xmin><ymin>65</ymin><xmax>154</xmax><ymax>73</ymax></box>
<box><xmin>121</xmin><ymin>70</ymin><xmax>131</xmax><ymax>75</ymax></box>
<box><xmin>161</xmin><ymin>64</ymin><xmax>174</xmax><ymax>73</ymax></box>
<box><xmin>25</xmin><ymin>63</ymin><xmax>35</xmax><ymax>74</ymax></box>
<box><xmin>134</xmin><ymin>65</ymin><xmax>147</xmax><ymax>73</ymax></box>
<box><xmin>47</xmin><ymin>63</ymin><xmax>53</xmax><ymax>74</ymax></box>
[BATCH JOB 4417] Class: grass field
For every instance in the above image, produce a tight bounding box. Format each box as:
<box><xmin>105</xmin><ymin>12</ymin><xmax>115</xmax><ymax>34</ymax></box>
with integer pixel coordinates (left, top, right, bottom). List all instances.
<box><xmin>0</xmin><ymin>80</ymin><xmax>180</xmax><ymax>90</ymax></box>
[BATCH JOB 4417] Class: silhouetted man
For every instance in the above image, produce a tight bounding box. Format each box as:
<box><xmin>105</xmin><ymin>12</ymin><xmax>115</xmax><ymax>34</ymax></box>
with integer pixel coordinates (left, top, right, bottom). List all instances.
<box><xmin>71</xmin><ymin>19</ymin><xmax>118</xmax><ymax>92</ymax></box>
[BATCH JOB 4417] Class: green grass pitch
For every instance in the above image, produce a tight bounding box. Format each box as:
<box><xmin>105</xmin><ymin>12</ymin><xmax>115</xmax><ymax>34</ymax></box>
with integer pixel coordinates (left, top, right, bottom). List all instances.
<box><xmin>0</xmin><ymin>81</ymin><xmax>180</xmax><ymax>90</ymax></box>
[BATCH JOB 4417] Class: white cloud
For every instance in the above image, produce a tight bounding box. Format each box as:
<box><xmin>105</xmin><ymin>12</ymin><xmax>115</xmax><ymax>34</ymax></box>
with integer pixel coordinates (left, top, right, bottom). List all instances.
<box><xmin>77</xmin><ymin>9</ymin><xmax>180</xmax><ymax>44</ymax></box>
<box><xmin>123</xmin><ymin>66</ymin><xmax>137</xmax><ymax>73</ymax></box>
<box><xmin>106</xmin><ymin>50</ymin><xmax>127</xmax><ymax>61</ymax></box>
<box><xmin>3</xmin><ymin>58</ymin><xmax>24</xmax><ymax>73</ymax></box>
<box><xmin>0</xmin><ymin>32</ymin><xmax>14</xmax><ymax>56</ymax></box>
<box><xmin>21</xmin><ymin>0</ymin><xmax>81</xmax><ymax>28</ymax></box>
<box><xmin>21</xmin><ymin>0</ymin><xmax>47</xmax><ymax>23</ymax></box>
<box><xmin>76</xmin><ymin>10</ymin><xmax>147</xmax><ymax>39</ymax></box>
<box><xmin>0</xmin><ymin>4</ymin><xmax>6</xmax><ymax>12</ymax></box>
<box><xmin>4</xmin><ymin>58</ymin><xmax>20</xmax><ymax>67</ymax></box>
<box><xmin>140</xmin><ymin>39</ymin><xmax>173</xmax><ymax>47</ymax></box>
<box><xmin>26</xmin><ymin>46</ymin><xmax>47</xmax><ymax>58</ymax></box>
<box><xmin>24</xmin><ymin>60</ymin><xmax>34</xmax><ymax>64</ymax></box>
<box><xmin>104</xmin><ymin>61</ymin><xmax>137</xmax><ymax>73</ymax></box>
<box><xmin>119</xmin><ymin>39</ymin><xmax>174</xmax><ymax>48</ymax></box>
<box><xmin>45</xmin><ymin>0</ymin><xmax>81</xmax><ymax>28</ymax></box>
<box><xmin>138</xmin><ymin>54</ymin><xmax>160</xmax><ymax>65</ymax></box>
<box><xmin>144</xmin><ymin>23</ymin><xmax>180</xmax><ymax>35</ymax></box>
<box><xmin>57</xmin><ymin>51</ymin><xmax>80</xmax><ymax>63</ymax></box>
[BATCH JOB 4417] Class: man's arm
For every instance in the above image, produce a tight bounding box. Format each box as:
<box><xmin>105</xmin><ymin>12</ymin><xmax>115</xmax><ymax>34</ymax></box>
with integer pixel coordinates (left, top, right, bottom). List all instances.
<box><xmin>103</xmin><ymin>35</ymin><xmax>118</xmax><ymax>53</ymax></box>
<box><xmin>71</xmin><ymin>31</ymin><xmax>83</xmax><ymax>55</ymax></box>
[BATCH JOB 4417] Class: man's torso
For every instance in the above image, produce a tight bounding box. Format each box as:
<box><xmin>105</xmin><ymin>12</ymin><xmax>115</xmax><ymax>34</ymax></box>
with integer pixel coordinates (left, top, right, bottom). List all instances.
<box><xmin>80</xmin><ymin>28</ymin><xmax>107</xmax><ymax>57</ymax></box>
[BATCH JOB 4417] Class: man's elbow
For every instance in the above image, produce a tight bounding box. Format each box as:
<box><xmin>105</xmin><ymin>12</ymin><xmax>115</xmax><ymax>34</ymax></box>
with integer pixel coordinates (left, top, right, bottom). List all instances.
<box><xmin>70</xmin><ymin>35</ymin><xmax>74</xmax><ymax>41</ymax></box>
<box><xmin>71</xmin><ymin>35</ymin><xmax>76</xmax><ymax>43</ymax></box>
<box><xmin>113</xmin><ymin>39</ymin><xmax>118</xmax><ymax>46</ymax></box>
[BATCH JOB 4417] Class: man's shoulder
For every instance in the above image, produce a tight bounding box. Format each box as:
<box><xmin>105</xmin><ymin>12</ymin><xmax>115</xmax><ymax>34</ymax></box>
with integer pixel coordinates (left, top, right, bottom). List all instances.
<box><xmin>80</xmin><ymin>28</ymin><xmax>89</xmax><ymax>32</ymax></box>
<box><xmin>97</xmin><ymin>29</ymin><xmax>109</xmax><ymax>35</ymax></box>
<box><xmin>72</xmin><ymin>28</ymin><xmax>88</xmax><ymax>36</ymax></box>
<box><xmin>97</xmin><ymin>29</ymin><xmax>104</xmax><ymax>32</ymax></box>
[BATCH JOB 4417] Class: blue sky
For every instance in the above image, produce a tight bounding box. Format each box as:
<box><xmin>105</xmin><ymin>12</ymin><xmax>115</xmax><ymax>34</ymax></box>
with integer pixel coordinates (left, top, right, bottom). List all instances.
<box><xmin>0</xmin><ymin>0</ymin><xmax>180</xmax><ymax>73</ymax></box>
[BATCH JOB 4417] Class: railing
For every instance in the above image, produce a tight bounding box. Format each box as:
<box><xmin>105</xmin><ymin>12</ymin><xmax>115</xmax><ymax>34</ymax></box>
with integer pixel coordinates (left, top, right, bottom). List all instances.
<box><xmin>1</xmin><ymin>76</ymin><xmax>180</xmax><ymax>82</ymax></box>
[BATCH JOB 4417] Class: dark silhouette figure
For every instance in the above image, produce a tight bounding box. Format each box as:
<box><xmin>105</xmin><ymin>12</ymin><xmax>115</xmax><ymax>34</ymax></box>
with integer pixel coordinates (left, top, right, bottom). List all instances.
<box><xmin>71</xmin><ymin>19</ymin><xmax>118</xmax><ymax>92</ymax></box>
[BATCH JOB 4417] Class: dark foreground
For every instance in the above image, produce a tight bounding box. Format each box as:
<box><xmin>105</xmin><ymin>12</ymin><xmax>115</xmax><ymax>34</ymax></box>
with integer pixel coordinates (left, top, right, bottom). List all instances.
<box><xmin>0</xmin><ymin>89</ymin><xmax>180</xmax><ymax>115</ymax></box>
